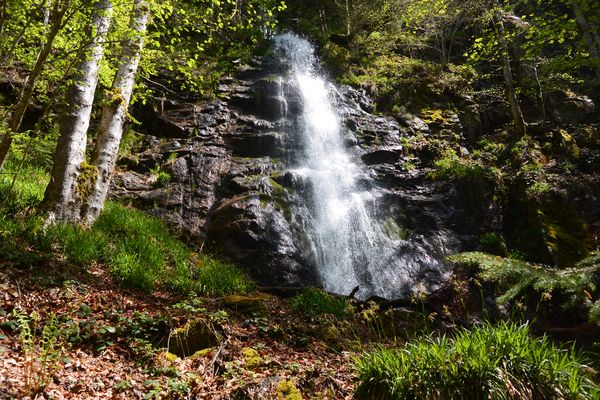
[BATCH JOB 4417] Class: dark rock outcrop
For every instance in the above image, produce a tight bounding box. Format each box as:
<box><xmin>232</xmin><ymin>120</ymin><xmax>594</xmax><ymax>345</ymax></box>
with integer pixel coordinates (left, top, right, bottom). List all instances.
<box><xmin>111</xmin><ymin>52</ymin><xmax>598</xmax><ymax>299</ymax></box>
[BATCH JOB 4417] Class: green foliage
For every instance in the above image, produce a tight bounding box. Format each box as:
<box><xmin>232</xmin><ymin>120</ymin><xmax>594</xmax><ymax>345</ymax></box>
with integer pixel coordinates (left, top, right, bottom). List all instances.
<box><xmin>428</xmin><ymin>149</ymin><xmax>488</xmax><ymax>182</ymax></box>
<box><xmin>355</xmin><ymin>322</ymin><xmax>599</xmax><ymax>400</ymax></box>
<box><xmin>194</xmin><ymin>255</ymin><xmax>255</xmax><ymax>296</ymax></box>
<box><xmin>343</xmin><ymin>55</ymin><xmax>472</xmax><ymax>107</ymax></box>
<box><xmin>289</xmin><ymin>289</ymin><xmax>352</xmax><ymax>318</ymax></box>
<box><xmin>150</xmin><ymin>166</ymin><xmax>171</xmax><ymax>188</ymax></box>
<box><xmin>0</xmin><ymin>157</ymin><xmax>48</xmax><ymax>216</ymax></box>
<box><xmin>448</xmin><ymin>252</ymin><xmax>600</xmax><ymax>313</ymax></box>
<box><xmin>0</xmin><ymin>160</ymin><xmax>254</xmax><ymax>296</ymax></box>
<box><xmin>134</xmin><ymin>0</ymin><xmax>287</xmax><ymax>99</ymax></box>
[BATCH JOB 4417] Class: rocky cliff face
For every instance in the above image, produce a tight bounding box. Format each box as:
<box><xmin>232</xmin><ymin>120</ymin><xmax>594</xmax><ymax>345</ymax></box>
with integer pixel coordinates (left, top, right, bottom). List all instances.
<box><xmin>110</xmin><ymin>52</ymin><xmax>599</xmax><ymax>299</ymax></box>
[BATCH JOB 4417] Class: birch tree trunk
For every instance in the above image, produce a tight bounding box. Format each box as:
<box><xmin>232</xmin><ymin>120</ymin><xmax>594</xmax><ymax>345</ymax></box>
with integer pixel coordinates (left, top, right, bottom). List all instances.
<box><xmin>495</xmin><ymin>10</ymin><xmax>526</xmax><ymax>138</ymax></box>
<box><xmin>43</xmin><ymin>0</ymin><xmax>113</xmax><ymax>224</ymax></box>
<box><xmin>0</xmin><ymin>1</ymin><xmax>67</xmax><ymax>169</ymax></box>
<box><xmin>80</xmin><ymin>0</ymin><xmax>149</xmax><ymax>224</ymax></box>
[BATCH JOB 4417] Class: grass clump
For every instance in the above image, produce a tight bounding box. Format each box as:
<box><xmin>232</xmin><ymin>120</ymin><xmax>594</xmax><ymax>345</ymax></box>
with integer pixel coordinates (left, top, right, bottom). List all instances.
<box><xmin>1</xmin><ymin>158</ymin><xmax>255</xmax><ymax>296</ymax></box>
<box><xmin>46</xmin><ymin>203</ymin><xmax>255</xmax><ymax>295</ymax></box>
<box><xmin>289</xmin><ymin>289</ymin><xmax>352</xmax><ymax>318</ymax></box>
<box><xmin>194</xmin><ymin>255</ymin><xmax>255</xmax><ymax>296</ymax></box>
<box><xmin>0</xmin><ymin>159</ymin><xmax>48</xmax><ymax>216</ymax></box>
<box><xmin>355</xmin><ymin>322</ymin><xmax>599</xmax><ymax>400</ymax></box>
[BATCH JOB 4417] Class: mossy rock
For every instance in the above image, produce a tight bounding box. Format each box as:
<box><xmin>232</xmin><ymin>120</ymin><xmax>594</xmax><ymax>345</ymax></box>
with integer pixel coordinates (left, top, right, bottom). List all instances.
<box><xmin>157</xmin><ymin>351</ymin><xmax>178</xmax><ymax>363</ymax></box>
<box><xmin>553</xmin><ymin>129</ymin><xmax>580</xmax><ymax>160</ymax></box>
<box><xmin>274</xmin><ymin>379</ymin><xmax>302</xmax><ymax>400</ymax></box>
<box><xmin>189</xmin><ymin>347</ymin><xmax>214</xmax><ymax>360</ymax></box>
<box><xmin>382</xmin><ymin>218</ymin><xmax>411</xmax><ymax>240</ymax></box>
<box><xmin>168</xmin><ymin>318</ymin><xmax>220</xmax><ymax>358</ymax></box>
<box><xmin>505</xmin><ymin>182</ymin><xmax>592</xmax><ymax>267</ymax></box>
<box><xmin>222</xmin><ymin>292</ymin><xmax>271</xmax><ymax>314</ymax></box>
<box><xmin>536</xmin><ymin>206</ymin><xmax>591</xmax><ymax>267</ymax></box>
<box><xmin>242</xmin><ymin>347</ymin><xmax>263</xmax><ymax>368</ymax></box>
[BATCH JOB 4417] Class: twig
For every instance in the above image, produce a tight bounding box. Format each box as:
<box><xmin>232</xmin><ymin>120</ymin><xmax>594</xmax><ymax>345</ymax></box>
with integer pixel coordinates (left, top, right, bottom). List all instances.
<box><xmin>209</xmin><ymin>337</ymin><xmax>228</xmax><ymax>377</ymax></box>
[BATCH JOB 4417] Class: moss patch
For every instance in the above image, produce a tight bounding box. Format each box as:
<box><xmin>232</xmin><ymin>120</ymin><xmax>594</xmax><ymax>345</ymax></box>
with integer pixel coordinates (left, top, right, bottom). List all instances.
<box><xmin>241</xmin><ymin>347</ymin><xmax>263</xmax><ymax>368</ymax></box>
<box><xmin>222</xmin><ymin>293</ymin><xmax>270</xmax><ymax>314</ymax></box>
<box><xmin>274</xmin><ymin>379</ymin><xmax>302</xmax><ymax>400</ymax></box>
<box><xmin>75</xmin><ymin>162</ymin><xmax>98</xmax><ymax>201</ymax></box>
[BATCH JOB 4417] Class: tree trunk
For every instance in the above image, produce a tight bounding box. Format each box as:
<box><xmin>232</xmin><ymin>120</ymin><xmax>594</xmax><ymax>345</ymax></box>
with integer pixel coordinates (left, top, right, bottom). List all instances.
<box><xmin>80</xmin><ymin>0</ymin><xmax>149</xmax><ymax>224</ymax></box>
<box><xmin>43</xmin><ymin>0</ymin><xmax>113</xmax><ymax>224</ymax></box>
<box><xmin>0</xmin><ymin>3</ymin><xmax>65</xmax><ymax>169</ymax></box>
<box><xmin>345</xmin><ymin>0</ymin><xmax>351</xmax><ymax>36</ymax></box>
<box><xmin>572</xmin><ymin>1</ymin><xmax>600</xmax><ymax>82</ymax></box>
<box><xmin>0</xmin><ymin>0</ymin><xmax>7</xmax><ymax>36</ymax></box>
<box><xmin>495</xmin><ymin>10</ymin><xmax>526</xmax><ymax>138</ymax></box>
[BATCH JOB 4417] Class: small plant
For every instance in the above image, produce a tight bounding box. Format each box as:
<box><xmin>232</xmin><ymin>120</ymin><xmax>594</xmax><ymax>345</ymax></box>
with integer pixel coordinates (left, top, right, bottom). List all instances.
<box><xmin>527</xmin><ymin>181</ymin><xmax>552</xmax><ymax>197</ymax></box>
<box><xmin>13</xmin><ymin>309</ymin><xmax>65</xmax><ymax>396</ymax></box>
<box><xmin>355</xmin><ymin>322</ymin><xmax>599</xmax><ymax>399</ymax></box>
<box><xmin>289</xmin><ymin>289</ymin><xmax>352</xmax><ymax>318</ymax></box>
<box><xmin>428</xmin><ymin>148</ymin><xmax>487</xmax><ymax>182</ymax></box>
<box><xmin>150</xmin><ymin>165</ymin><xmax>171</xmax><ymax>188</ymax></box>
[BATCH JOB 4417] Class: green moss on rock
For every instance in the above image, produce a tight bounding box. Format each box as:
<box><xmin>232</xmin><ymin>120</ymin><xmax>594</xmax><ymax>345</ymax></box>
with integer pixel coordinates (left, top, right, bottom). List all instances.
<box><xmin>242</xmin><ymin>347</ymin><xmax>263</xmax><ymax>368</ymax></box>
<box><xmin>222</xmin><ymin>292</ymin><xmax>270</xmax><ymax>314</ymax></box>
<box><xmin>275</xmin><ymin>379</ymin><xmax>302</xmax><ymax>400</ymax></box>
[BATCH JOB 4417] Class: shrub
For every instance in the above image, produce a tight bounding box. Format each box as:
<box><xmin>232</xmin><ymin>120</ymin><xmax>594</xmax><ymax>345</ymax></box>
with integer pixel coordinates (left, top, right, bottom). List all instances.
<box><xmin>289</xmin><ymin>289</ymin><xmax>352</xmax><ymax>318</ymax></box>
<box><xmin>355</xmin><ymin>322</ymin><xmax>599</xmax><ymax>400</ymax></box>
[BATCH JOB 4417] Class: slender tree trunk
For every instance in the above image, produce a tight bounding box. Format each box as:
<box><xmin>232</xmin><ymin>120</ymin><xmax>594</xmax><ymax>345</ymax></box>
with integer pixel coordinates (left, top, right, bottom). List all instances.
<box><xmin>572</xmin><ymin>1</ymin><xmax>600</xmax><ymax>82</ymax></box>
<box><xmin>80</xmin><ymin>0</ymin><xmax>149</xmax><ymax>224</ymax></box>
<box><xmin>319</xmin><ymin>4</ymin><xmax>327</xmax><ymax>34</ymax></box>
<box><xmin>0</xmin><ymin>3</ymin><xmax>66</xmax><ymax>169</ymax></box>
<box><xmin>0</xmin><ymin>0</ymin><xmax>7</xmax><ymax>36</ymax></box>
<box><xmin>532</xmin><ymin>61</ymin><xmax>545</xmax><ymax>126</ymax></box>
<box><xmin>345</xmin><ymin>0</ymin><xmax>351</xmax><ymax>36</ymax></box>
<box><xmin>43</xmin><ymin>0</ymin><xmax>113</xmax><ymax>224</ymax></box>
<box><xmin>495</xmin><ymin>10</ymin><xmax>526</xmax><ymax>138</ymax></box>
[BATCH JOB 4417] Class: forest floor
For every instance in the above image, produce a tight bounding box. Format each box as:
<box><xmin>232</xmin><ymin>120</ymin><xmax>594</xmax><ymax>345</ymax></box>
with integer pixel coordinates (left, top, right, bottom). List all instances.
<box><xmin>0</xmin><ymin>257</ymin><xmax>365</xmax><ymax>399</ymax></box>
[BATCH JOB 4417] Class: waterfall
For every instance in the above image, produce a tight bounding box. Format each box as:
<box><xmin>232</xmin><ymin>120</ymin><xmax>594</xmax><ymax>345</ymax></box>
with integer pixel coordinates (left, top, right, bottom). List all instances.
<box><xmin>274</xmin><ymin>33</ymin><xmax>400</xmax><ymax>298</ymax></box>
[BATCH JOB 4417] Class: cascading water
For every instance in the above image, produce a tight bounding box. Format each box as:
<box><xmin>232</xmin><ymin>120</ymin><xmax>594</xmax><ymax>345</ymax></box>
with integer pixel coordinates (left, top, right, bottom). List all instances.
<box><xmin>273</xmin><ymin>33</ymin><xmax>403</xmax><ymax>298</ymax></box>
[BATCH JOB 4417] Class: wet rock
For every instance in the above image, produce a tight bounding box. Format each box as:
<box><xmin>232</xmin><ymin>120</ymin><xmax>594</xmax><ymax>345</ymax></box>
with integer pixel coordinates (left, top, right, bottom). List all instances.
<box><xmin>110</xmin><ymin>59</ymin><xmax>473</xmax><ymax>296</ymax></box>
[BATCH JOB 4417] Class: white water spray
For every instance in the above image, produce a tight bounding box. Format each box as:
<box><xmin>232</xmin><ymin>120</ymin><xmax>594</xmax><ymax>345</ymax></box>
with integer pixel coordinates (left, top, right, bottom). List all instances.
<box><xmin>274</xmin><ymin>33</ymin><xmax>400</xmax><ymax>298</ymax></box>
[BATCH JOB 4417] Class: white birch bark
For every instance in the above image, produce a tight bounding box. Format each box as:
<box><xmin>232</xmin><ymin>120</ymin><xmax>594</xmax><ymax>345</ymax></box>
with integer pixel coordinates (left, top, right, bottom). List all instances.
<box><xmin>80</xmin><ymin>0</ymin><xmax>149</xmax><ymax>224</ymax></box>
<box><xmin>43</xmin><ymin>0</ymin><xmax>113</xmax><ymax>223</ymax></box>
